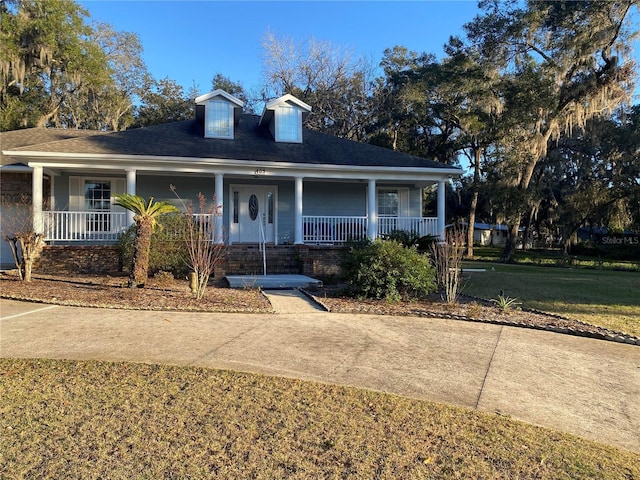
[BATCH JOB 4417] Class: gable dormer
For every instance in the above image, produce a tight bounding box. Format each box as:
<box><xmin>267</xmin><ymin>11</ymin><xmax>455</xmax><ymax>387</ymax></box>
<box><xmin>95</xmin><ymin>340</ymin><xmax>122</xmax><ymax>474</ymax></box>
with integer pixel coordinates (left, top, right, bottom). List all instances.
<box><xmin>195</xmin><ymin>90</ymin><xmax>244</xmax><ymax>139</ymax></box>
<box><xmin>259</xmin><ymin>94</ymin><xmax>312</xmax><ymax>143</ymax></box>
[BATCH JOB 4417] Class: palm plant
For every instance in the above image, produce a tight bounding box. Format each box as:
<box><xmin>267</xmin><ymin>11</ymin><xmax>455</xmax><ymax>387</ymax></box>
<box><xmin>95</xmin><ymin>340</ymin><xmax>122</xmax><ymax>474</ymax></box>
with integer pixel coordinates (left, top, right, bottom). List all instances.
<box><xmin>114</xmin><ymin>194</ymin><xmax>178</xmax><ymax>287</ymax></box>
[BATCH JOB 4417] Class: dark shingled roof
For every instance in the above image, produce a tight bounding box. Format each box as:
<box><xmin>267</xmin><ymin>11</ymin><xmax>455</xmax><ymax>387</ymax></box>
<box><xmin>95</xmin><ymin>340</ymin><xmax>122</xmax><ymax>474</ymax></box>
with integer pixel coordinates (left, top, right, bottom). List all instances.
<box><xmin>5</xmin><ymin>115</ymin><xmax>456</xmax><ymax>170</ymax></box>
<box><xmin>1</xmin><ymin>127</ymin><xmax>106</xmax><ymax>165</ymax></box>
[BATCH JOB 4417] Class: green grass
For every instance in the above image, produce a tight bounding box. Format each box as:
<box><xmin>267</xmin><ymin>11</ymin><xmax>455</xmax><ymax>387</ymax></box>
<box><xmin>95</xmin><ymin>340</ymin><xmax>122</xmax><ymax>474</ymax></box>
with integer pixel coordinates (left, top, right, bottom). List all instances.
<box><xmin>470</xmin><ymin>247</ymin><xmax>640</xmax><ymax>271</ymax></box>
<box><xmin>1</xmin><ymin>359</ymin><xmax>638</xmax><ymax>479</ymax></box>
<box><xmin>463</xmin><ymin>261</ymin><xmax>640</xmax><ymax>337</ymax></box>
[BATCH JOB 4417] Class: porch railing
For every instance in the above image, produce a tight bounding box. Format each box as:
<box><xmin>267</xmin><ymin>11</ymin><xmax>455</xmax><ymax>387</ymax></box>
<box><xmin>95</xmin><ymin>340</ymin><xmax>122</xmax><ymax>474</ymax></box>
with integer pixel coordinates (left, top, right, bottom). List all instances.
<box><xmin>44</xmin><ymin>211</ymin><xmax>128</xmax><ymax>242</ymax></box>
<box><xmin>302</xmin><ymin>215</ymin><xmax>438</xmax><ymax>244</ymax></box>
<box><xmin>303</xmin><ymin>215</ymin><xmax>368</xmax><ymax>244</ymax></box>
<box><xmin>43</xmin><ymin>212</ymin><xmax>439</xmax><ymax>244</ymax></box>
<box><xmin>378</xmin><ymin>216</ymin><xmax>439</xmax><ymax>238</ymax></box>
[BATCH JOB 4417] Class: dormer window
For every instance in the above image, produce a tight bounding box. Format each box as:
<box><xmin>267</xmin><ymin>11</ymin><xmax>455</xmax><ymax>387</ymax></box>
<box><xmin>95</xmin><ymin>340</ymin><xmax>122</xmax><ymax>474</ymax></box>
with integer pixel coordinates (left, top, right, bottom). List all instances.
<box><xmin>276</xmin><ymin>105</ymin><xmax>300</xmax><ymax>142</ymax></box>
<box><xmin>195</xmin><ymin>90</ymin><xmax>244</xmax><ymax>139</ymax></box>
<box><xmin>207</xmin><ymin>100</ymin><xmax>232</xmax><ymax>138</ymax></box>
<box><xmin>259</xmin><ymin>94</ymin><xmax>312</xmax><ymax>144</ymax></box>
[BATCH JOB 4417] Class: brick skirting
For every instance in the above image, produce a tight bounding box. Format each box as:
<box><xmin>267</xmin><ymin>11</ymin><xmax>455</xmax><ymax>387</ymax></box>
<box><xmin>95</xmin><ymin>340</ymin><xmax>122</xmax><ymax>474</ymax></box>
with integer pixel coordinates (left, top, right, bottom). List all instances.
<box><xmin>34</xmin><ymin>244</ymin><xmax>348</xmax><ymax>279</ymax></box>
<box><xmin>35</xmin><ymin>245</ymin><xmax>122</xmax><ymax>275</ymax></box>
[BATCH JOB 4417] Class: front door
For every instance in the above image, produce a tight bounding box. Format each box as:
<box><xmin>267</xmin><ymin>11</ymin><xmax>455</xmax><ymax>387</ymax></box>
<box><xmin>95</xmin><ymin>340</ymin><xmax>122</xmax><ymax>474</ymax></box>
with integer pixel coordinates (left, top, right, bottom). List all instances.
<box><xmin>230</xmin><ymin>185</ymin><xmax>276</xmax><ymax>244</ymax></box>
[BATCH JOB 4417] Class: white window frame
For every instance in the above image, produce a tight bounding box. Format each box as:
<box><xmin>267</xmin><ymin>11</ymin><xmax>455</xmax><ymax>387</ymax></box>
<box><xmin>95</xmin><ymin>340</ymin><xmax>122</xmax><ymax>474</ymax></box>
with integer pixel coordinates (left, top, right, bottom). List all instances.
<box><xmin>83</xmin><ymin>179</ymin><xmax>112</xmax><ymax>213</ymax></box>
<box><xmin>376</xmin><ymin>187</ymin><xmax>410</xmax><ymax>217</ymax></box>
<box><xmin>275</xmin><ymin>105</ymin><xmax>302</xmax><ymax>143</ymax></box>
<box><xmin>205</xmin><ymin>100</ymin><xmax>233</xmax><ymax>139</ymax></box>
<box><xmin>69</xmin><ymin>176</ymin><xmax>125</xmax><ymax>212</ymax></box>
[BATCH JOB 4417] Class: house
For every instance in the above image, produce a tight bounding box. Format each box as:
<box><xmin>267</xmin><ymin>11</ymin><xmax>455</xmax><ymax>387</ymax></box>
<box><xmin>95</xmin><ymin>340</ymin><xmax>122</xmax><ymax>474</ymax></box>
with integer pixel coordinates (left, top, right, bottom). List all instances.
<box><xmin>0</xmin><ymin>128</ymin><xmax>109</xmax><ymax>268</ymax></box>
<box><xmin>1</xmin><ymin>90</ymin><xmax>462</xmax><ymax>275</ymax></box>
<box><xmin>472</xmin><ymin>223</ymin><xmax>510</xmax><ymax>246</ymax></box>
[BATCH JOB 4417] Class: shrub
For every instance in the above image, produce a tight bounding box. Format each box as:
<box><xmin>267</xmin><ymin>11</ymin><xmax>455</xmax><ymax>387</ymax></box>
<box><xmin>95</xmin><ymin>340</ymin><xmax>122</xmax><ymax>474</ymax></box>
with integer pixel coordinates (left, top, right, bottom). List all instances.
<box><xmin>430</xmin><ymin>225</ymin><xmax>466</xmax><ymax>304</ymax></box>
<box><xmin>118</xmin><ymin>213</ymin><xmax>190</xmax><ymax>277</ymax></box>
<box><xmin>382</xmin><ymin>230</ymin><xmax>439</xmax><ymax>253</ymax></box>
<box><xmin>341</xmin><ymin>239</ymin><xmax>436</xmax><ymax>302</ymax></box>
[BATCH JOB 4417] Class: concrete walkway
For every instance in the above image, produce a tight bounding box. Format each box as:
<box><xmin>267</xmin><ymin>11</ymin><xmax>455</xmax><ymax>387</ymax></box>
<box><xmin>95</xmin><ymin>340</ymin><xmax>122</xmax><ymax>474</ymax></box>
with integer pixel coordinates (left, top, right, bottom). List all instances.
<box><xmin>1</xmin><ymin>298</ymin><xmax>638</xmax><ymax>453</ymax></box>
<box><xmin>262</xmin><ymin>289</ymin><xmax>326</xmax><ymax>314</ymax></box>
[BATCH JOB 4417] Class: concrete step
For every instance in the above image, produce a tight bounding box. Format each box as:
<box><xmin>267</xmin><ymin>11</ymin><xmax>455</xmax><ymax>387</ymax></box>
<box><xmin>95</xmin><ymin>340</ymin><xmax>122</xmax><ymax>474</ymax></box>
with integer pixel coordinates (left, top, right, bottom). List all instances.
<box><xmin>225</xmin><ymin>274</ymin><xmax>322</xmax><ymax>289</ymax></box>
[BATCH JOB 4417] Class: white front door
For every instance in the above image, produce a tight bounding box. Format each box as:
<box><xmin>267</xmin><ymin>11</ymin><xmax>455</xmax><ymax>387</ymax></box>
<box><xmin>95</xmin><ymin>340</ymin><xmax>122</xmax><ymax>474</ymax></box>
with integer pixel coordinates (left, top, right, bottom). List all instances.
<box><xmin>230</xmin><ymin>185</ymin><xmax>276</xmax><ymax>244</ymax></box>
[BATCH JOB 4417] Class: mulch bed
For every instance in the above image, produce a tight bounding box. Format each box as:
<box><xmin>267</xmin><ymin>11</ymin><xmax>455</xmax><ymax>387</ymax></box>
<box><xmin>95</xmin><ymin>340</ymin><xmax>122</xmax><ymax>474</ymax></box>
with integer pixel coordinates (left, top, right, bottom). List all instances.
<box><xmin>1</xmin><ymin>271</ymin><xmax>638</xmax><ymax>345</ymax></box>
<box><xmin>0</xmin><ymin>272</ymin><xmax>273</xmax><ymax>313</ymax></box>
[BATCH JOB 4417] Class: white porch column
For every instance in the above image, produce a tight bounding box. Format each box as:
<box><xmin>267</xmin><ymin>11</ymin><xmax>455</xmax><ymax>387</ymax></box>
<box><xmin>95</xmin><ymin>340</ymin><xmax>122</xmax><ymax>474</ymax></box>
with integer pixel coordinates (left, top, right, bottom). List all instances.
<box><xmin>214</xmin><ymin>173</ymin><xmax>224</xmax><ymax>244</ymax></box>
<box><xmin>294</xmin><ymin>176</ymin><xmax>303</xmax><ymax>244</ymax></box>
<box><xmin>125</xmin><ymin>169</ymin><xmax>136</xmax><ymax>226</ymax></box>
<box><xmin>367</xmin><ymin>179</ymin><xmax>377</xmax><ymax>241</ymax></box>
<box><xmin>437</xmin><ymin>180</ymin><xmax>446</xmax><ymax>241</ymax></box>
<box><xmin>32</xmin><ymin>165</ymin><xmax>44</xmax><ymax>234</ymax></box>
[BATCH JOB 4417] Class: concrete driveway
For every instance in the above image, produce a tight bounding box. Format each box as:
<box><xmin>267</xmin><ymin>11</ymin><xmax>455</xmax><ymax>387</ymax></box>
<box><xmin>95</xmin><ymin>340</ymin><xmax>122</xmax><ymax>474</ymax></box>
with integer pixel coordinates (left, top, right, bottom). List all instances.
<box><xmin>1</xmin><ymin>298</ymin><xmax>639</xmax><ymax>453</ymax></box>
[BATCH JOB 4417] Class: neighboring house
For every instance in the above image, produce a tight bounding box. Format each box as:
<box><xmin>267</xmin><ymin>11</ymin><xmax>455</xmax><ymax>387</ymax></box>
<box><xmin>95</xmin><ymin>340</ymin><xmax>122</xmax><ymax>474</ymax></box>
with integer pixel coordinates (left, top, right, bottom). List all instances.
<box><xmin>451</xmin><ymin>222</ymin><xmax>527</xmax><ymax>247</ymax></box>
<box><xmin>1</xmin><ymin>90</ymin><xmax>462</xmax><ymax>273</ymax></box>
<box><xmin>473</xmin><ymin>223</ymin><xmax>510</xmax><ymax>246</ymax></box>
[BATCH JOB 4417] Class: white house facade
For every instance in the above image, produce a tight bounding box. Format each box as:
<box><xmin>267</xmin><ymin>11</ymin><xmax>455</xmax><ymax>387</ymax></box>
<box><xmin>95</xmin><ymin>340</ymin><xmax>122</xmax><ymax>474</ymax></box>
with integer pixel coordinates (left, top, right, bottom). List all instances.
<box><xmin>1</xmin><ymin>91</ymin><xmax>462</xmax><ymax>268</ymax></box>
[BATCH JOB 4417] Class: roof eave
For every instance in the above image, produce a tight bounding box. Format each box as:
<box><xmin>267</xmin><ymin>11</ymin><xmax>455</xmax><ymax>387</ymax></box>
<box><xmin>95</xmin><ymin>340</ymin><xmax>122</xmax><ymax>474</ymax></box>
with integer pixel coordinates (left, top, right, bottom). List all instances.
<box><xmin>6</xmin><ymin>151</ymin><xmax>462</xmax><ymax>179</ymax></box>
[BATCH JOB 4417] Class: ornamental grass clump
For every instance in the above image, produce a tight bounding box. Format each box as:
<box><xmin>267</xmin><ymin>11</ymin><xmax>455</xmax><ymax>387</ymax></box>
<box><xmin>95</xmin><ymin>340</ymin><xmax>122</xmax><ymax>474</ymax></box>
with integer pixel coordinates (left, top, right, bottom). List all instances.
<box><xmin>492</xmin><ymin>294</ymin><xmax>522</xmax><ymax>312</ymax></box>
<box><xmin>430</xmin><ymin>224</ymin><xmax>466</xmax><ymax>304</ymax></box>
<box><xmin>342</xmin><ymin>239</ymin><xmax>436</xmax><ymax>302</ymax></box>
<box><xmin>171</xmin><ymin>186</ymin><xmax>227</xmax><ymax>300</ymax></box>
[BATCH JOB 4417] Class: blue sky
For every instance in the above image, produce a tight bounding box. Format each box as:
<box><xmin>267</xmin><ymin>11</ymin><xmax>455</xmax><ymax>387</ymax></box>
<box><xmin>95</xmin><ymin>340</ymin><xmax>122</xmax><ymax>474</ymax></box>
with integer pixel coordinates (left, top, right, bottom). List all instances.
<box><xmin>79</xmin><ymin>1</ymin><xmax>639</xmax><ymax>101</ymax></box>
<box><xmin>78</xmin><ymin>1</ymin><xmax>482</xmax><ymax>95</ymax></box>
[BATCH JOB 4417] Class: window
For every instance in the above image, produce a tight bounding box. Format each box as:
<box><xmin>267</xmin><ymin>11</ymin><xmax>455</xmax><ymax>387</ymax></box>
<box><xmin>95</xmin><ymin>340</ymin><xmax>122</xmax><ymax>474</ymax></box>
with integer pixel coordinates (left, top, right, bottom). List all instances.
<box><xmin>84</xmin><ymin>180</ymin><xmax>111</xmax><ymax>231</ymax></box>
<box><xmin>206</xmin><ymin>100</ymin><xmax>231</xmax><ymax>138</ymax></box>
<box><xmin>233</xmin><ymin>191</ymin><xmax>239</xmax><ymax>224</ymax></box>
<box><xmin>277</xmin><ymin>105</ymin><xmax>300</xmax><ymax>142</ymax></box>
<box><xmin>377</xmin><ymin>189</ymin><xmax>399</xmax><ymax>217</ymax></box>
<box><xmin>267</xmin><ymin>191</ymin><xmax>274</xmax><ymax>224</ymax></box>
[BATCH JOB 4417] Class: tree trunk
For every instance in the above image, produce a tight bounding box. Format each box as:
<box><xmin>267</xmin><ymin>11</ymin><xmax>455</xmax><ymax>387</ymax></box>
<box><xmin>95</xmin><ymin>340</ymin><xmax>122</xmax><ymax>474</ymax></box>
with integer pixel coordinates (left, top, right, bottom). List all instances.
<box><xmin>129</xmin><ymin>218</ymin><xmax>153</xmax><ymax>288</ymax></box>
<box><xmin>466</xmin><ymin>190</ymin><xmax>478</xmax><ymax>258</ymax></box>
<box><xmin>522</xmin><ymin>205</ymin><xmax>536</xmax><ymax>252</ymax></box>
<box><xmin>501</xmin><ymin>221</ymin><xmax>521</xmax><ymax>262</ymax></box>
<box><xmin>465</xmin><ymin>146</ymin><xmax>483</xmax><ymax>258</ymax></box>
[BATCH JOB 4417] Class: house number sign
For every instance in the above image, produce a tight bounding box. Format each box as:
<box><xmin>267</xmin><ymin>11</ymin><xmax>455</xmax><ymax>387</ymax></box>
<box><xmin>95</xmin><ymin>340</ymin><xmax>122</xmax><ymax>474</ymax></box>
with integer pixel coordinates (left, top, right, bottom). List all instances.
<box><xmin>254</xmin><ymin>168</ymin><xmax>266</xmax><ymax>175</ymax></box>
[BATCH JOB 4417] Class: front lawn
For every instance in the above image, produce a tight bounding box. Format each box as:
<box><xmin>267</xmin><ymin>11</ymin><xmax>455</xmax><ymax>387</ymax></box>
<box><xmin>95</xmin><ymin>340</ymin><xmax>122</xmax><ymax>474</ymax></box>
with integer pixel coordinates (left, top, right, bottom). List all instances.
<box><xmin>1</xmin><ymin>359</ymin><xmax>638</xmax><ymax>479</ymax></box>
<box><xmin>463</xmin><ymin>262</ymin><xmax>640</xmax><ymax>337</ymax></box>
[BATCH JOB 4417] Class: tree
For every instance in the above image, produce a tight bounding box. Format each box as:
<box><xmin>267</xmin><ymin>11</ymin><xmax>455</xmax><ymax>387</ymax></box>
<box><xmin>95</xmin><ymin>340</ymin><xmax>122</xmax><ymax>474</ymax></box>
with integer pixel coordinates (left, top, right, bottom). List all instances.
<box><xmin>211</xmin><ymin>73</ymin><xmax>246</xmax><ymax>101</ymax></box>
<box><xmin>1</xmin><ymin>194</ymin><xmax>44</xmax><ymax>282</ymax></box>
<box><xmin>260</xmin><ymin>31</ymin><xmax>374</xmax><ymax>140</ymax></box>
<box><xmin>368</xmin><ymin>46</ymin><xmax>435</xmax><ymax>155</ymax></box>
<box><xmin>210</xmin><ymin>72</ymin><xmax>261</xmax><ymax>114</ymax></box>
<box><xmin>0</xmin><ymin>0</ymin><xmax>111</xmax><ymax>129</ymax></box>
<box><xmin>114</xmin><ymin>194</ymin><xmax>178</xmax><ymax>288</ymax></box>
<box><xmin>1</xmin><ymin>0</ymin><xmax>147</xmax><ymax>131</ymax></box>
<box><xmin>133</xmin><ymin>76</ymin><xmax>193</xmax><ymax>127</ymax></box>
<box><xmin>423</xmin><ymin>42</ymin><xmax>502</xmax><ymax>257</ymax></box>
<box><xmin>86</xmin><ymin>23</ymin><xmax>147</xmax><ymax>131</ymax></box>
<box><xmin>464</xmin><ymin>0</ymin><xmax>638</xmax><ymax>260</ymax></box>
<box><xmin>369</xmin><ymin>43</ymin><xmax>503</xmax><ymax>256</ymax></box>
<box><xmin>542</xmin><ymin>105</ymin><xmax>640</xmax><ymax>252</ymax></box>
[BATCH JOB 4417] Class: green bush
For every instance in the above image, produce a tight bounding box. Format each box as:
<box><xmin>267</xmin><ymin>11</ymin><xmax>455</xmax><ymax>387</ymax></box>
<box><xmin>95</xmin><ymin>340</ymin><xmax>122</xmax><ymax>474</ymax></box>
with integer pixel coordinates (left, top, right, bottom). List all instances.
<box><xmin>119</xmin><ymin>213</ymin><xmax>190</xmax><ymax>277</ymax></box>
<box><xmin>382</xmin><ymin>230</ymin><xmax>439</xmax><ymax>253</ymax></box>
<box><xmin>341</xmin><ymin>239</ymin><xmax>436</xmax><ymax>302</ymax></box>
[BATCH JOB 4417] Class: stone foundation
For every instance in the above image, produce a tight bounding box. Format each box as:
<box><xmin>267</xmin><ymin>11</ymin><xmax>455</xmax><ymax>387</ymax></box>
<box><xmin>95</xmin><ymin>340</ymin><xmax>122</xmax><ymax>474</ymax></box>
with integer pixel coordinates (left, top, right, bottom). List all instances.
<box><xmin>34</xmin><ymin>243</ymin><xmax>347</xmax><ymax>279</ymax></box>
<box><xmin>35</xmin><ymin>245</ymin><xmax>122</xmax><ymax>275</ymax></box>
